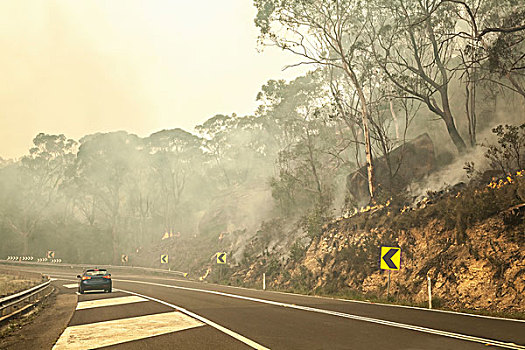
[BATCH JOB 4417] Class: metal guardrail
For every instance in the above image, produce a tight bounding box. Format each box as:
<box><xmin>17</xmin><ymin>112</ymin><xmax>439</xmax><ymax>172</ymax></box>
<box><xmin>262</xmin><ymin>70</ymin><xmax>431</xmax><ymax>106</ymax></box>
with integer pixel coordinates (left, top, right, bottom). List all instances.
<box><xmin>0</xmin><ymin>259</ymin><xmax>189</xmax><ymax>278</ymax></box>
<box><xmin>0</xmin><ymin>260</ymin><xmax>188</xmax><ymax>324</ymax></box>
<box><xmin>0</xmin><ymin>279</ymin><xmax>53</xmax><ymax>324</ymax></box>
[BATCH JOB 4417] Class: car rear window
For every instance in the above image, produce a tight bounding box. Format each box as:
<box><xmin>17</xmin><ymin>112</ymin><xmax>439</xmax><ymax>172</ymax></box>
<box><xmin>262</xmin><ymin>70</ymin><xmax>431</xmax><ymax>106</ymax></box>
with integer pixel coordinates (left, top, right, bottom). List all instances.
<box><xmin>86</xmin><ymin>270</ymin><xmax>108</xmax><ymax>276</ymax></box>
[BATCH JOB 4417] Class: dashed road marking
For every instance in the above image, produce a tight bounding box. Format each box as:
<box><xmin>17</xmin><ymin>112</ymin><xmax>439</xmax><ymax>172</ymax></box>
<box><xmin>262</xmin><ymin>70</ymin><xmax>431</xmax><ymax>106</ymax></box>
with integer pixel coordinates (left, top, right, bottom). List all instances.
<box><xmin>62</xmin><ymin>283</ymin><xmax>78</xmax><ymax>289</ymax></box>
<box><xmin>76</xmin><ymin>295</ymin><xmax>148</xmax><ymax>310</ymax></box>
<box><xmin>52</xmin><ymin>311</ymin><xmax>204</xmax><ymax>350</ymax></box>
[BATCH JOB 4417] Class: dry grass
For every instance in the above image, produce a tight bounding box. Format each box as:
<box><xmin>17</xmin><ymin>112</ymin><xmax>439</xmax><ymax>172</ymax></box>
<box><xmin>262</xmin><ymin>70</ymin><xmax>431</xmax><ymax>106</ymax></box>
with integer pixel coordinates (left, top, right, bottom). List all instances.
<box><xmin>0</xmin><ymin>273</ymin><xmax>40</xmax><ymax>298</ymax></box>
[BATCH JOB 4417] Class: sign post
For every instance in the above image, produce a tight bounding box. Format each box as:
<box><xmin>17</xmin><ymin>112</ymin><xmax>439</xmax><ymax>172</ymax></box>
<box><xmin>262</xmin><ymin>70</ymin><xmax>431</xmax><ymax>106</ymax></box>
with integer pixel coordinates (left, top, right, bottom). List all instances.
<box><xmin>387</xmin><ymin>270</ymin><xmax>391</xmax><ymax>298</ymax></box>
<box><xmin>380</xmin><ymin>246</ymin><xmax>401</xmax><ymax>299</ymax></box>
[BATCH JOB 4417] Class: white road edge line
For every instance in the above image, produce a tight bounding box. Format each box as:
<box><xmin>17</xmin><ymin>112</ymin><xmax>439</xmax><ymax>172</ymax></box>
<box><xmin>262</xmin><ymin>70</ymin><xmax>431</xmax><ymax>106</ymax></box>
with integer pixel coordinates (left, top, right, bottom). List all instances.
<box><xmin>114</xmin><ymin>279</ymin><xmax>525</xmax><ymax>350</ymax></box>
<box><xmin>116</xmin><ymin>288</ymin><xmax>270</xmax><ymax>350</ymax></box>
<box><xmin>162</xmin><ymin>277</ymin><xmax>525</xmax><ymax>324</ymax></box>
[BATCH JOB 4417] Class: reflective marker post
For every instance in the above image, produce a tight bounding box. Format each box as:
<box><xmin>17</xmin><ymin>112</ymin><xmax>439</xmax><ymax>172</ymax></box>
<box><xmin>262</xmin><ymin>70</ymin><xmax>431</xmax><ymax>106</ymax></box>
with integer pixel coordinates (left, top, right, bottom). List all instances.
<box><xmin>427</xmin><ymin>275</ymin><xmax>432</xmax><ymax>309</ymax></box>
<box><xmin>263</xmin><ymin>273</ymin><xmax>266</xmax><ymax>291</ymax></box>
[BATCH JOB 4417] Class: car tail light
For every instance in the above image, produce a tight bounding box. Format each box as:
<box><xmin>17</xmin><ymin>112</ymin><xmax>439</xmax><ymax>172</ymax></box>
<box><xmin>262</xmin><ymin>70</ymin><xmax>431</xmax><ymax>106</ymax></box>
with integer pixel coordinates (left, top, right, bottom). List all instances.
<box><xmin>81</xmin><ymin>276</ymin><xmax>91</xmax><ymax>280</ymax></box>
<box><xmin>103</xmin><ymin>275</ymin><xmax>111</xmax><ymax>279</ymax></box>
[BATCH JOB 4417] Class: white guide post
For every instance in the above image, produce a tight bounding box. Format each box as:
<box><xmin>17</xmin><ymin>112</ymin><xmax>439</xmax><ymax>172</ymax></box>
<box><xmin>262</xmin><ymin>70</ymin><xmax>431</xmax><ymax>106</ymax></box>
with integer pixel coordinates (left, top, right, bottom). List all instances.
<box><xmin>427</xmin><ymin>275</ymin><xmax>432</xmax><ymax>309</ymax></box>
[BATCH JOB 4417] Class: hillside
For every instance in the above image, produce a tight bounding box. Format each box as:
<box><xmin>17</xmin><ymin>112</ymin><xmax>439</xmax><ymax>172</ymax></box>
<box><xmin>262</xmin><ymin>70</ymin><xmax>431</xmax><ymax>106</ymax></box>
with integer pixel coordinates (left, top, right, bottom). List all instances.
<box><xmin>232</xmin><ymin>171</ymin><xmax>525</xmax><ymax>314</ymax></box>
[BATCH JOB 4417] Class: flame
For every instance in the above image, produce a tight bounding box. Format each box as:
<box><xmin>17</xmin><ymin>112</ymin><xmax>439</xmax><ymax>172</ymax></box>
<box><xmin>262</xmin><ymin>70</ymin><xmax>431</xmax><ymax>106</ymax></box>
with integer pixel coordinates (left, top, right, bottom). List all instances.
<box><xmin>401</xmin><ymin>205</ymin><xmax>411</xmax><ymax>213</ymax></box>
<box><xmin>359</xmin><ymin>198</ymin><xmax>392</xmax><ymax>214</ymax></box>
<box><xmin>199</xmin><ymin>267</ymin><xmax>211</xmax><ymax>281</ymax></box>
<box><xmin>486</xmin><ymin>170</ymin><xmax>524</xmax><ymax>190</ymax></box>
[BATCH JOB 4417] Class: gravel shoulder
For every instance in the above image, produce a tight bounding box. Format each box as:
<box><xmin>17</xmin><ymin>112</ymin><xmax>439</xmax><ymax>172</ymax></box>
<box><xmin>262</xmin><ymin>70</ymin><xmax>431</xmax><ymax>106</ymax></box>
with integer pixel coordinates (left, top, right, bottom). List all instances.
<box><xmin>0</xmin><ymin>282</ymin><xmax>77</xmax><ymax>350</ymax></box>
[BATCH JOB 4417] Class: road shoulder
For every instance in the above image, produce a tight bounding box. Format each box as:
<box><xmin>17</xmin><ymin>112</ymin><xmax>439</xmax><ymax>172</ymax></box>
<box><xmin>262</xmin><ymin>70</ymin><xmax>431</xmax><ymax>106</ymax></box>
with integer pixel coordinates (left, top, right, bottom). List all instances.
<box><xmin>0</xmin><ymin>283</ymin><xmax>77</xmax><ymax>350</ymax></box>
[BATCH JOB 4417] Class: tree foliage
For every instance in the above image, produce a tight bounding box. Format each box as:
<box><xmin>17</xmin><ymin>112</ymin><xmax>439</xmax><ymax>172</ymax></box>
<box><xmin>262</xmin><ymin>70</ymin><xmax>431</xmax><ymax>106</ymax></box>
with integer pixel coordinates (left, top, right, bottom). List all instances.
<box><xmin>0</xmin><ymin>0</ymin><xmax>523</xmax><ymax>266</ymax></box>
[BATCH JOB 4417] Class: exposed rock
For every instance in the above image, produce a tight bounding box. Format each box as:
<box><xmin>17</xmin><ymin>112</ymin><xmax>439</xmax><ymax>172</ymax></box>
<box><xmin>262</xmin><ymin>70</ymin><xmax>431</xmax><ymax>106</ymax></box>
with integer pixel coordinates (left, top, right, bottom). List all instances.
<box><xmin>296</xmin><ymin>214</ymin><xmax>524</xmax><ymax>312</ymax></box>
<box><xmin>346</xmin><ymin>133</ymin><xmax>436</xmax><ymax>207</ymax></box>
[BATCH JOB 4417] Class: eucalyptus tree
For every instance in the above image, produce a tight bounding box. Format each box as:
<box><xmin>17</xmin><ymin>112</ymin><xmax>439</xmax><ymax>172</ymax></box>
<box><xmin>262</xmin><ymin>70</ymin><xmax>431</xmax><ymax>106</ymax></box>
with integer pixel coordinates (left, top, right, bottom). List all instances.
<box><xmin>443</xmin><ymin>0</ymin><xmax>525</xmax><ymax>99</ymax></box>
<box><xmin>371</xmin><ymin>0</ymin><xmax>470</xmax><ymax>153</ymax></box>
<box><xmin>255</xmin><ymin>0</ymin><xmax>378</xmax><ymax>202</ymax></box>
<box><xmin>228</xmin><ymin>114</ymin><xmax>277</xmax><ymax>183</ymax></box>
<box><xmin>441</xmin><ymin>0</ymin><xmax>525</xmax><ymax>146</ymax></box>
<box><xmin>0</xmin><ymin>133</ymin><xmax>77</xmax><ymax>255</ymax></box>
<box><xmin>259</xmin><ymin>71</ymin><xmax>345</xmax><ymax>216</ymax></box>
<box><xmin>73</xmin><ymin>131</ymin><xmax>141</xmax><ymax>264</ymax></box>
<box><xmin>196</xmin><ymin>114</ymin><xmax>238</xmax><ymax>189</ymax></box>
<box><xmin>196</xmin><ymin>113</ymin><xmax>273</xmax><ymax>190</ymax></box>
<box><xmin>256</xmin><ymin>79</ymin><xmax>301</xmax><ymax>154</ymax></box>
<box><xmin>146</xmin><ymin>128</ymin><xmax>205</xmax><ymax>237</ymax></box>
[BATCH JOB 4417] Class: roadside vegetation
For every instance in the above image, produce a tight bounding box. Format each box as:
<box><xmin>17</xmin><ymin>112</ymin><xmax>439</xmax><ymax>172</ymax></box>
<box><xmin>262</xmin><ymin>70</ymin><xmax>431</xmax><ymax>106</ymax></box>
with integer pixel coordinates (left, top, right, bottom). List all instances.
<box><xmin>0</xmin><ymin>0</ymin><xmax>523</xmax><ymax>316</ymax></box>
<box><xmin>0</xmin><ymin>272</ymin><xmax>40</xmax><ymax>298</ymax></box>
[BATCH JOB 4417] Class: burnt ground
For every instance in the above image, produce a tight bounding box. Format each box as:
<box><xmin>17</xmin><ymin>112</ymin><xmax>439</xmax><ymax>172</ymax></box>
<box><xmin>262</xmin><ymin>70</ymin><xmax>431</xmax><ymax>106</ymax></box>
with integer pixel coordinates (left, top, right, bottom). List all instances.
<box><xmin>0</xmin><ymin>283</ymin><xmax>76</xmax><ymax>350</ymax></box>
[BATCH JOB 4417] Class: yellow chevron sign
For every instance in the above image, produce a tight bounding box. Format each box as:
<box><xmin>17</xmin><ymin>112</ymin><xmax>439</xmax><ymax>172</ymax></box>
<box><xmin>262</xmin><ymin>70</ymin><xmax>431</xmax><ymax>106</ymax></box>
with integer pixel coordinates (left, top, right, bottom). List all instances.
<box><xmin>216</xmin><ymin>252</ymin><xmax>226</xmax><ymax>264</ymax></box>
<box><xmin>380</xmin><ymin>247</ymin><xmax>401</xmax><ymax>270</ymax></box>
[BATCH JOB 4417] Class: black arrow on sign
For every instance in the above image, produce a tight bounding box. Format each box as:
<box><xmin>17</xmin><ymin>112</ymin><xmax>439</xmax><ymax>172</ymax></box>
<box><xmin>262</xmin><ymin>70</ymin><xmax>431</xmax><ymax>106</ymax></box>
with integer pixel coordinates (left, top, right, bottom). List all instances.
<box><xmin>217</xmin><ymin>253</ymin><xmax>225</xmax><ymax>263</ymax></box>
<box><xmin>161</xmin><ymin>255</ymin><xmax>167</xmax><ymax>263</ymax></box>
<box><xmin>383</xmin><ymin>248</ymin><xmax>399</xmax><ymax>269</ymax></box>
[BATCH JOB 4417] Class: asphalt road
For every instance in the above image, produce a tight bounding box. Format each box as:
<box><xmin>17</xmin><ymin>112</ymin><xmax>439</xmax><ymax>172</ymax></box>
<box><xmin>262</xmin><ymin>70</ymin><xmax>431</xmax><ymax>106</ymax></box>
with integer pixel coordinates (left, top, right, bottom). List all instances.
<box><xmin>2</xmin><ymin>263</ymin><xmax>524</xmax><ymax>349</ymax></box>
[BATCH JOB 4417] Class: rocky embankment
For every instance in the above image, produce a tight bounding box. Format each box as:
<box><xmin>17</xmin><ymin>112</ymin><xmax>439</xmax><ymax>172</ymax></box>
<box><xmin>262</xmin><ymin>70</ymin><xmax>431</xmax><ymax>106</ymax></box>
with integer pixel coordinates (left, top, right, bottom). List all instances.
<box><xmin>296</xmin><ymin>213</ymin><xmax>524</xmax><ymax>312</ymax></box>
<box><xmin>235</xmin><ymin>173</ymin><xmax>525</xmax><ymax>314</ymax></box>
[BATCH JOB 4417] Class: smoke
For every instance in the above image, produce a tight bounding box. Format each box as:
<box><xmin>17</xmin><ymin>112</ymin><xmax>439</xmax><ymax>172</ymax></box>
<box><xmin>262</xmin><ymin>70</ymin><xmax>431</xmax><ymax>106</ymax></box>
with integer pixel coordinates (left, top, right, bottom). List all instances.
<box><xmin>409</xmin><ymin>146</ymin><xmax>484</xmax><ymax>199</ymax></box>
<box><xmin>408</xmin><ymin>117</ymin><xmax>512</xmax><ymax>201</ymax></box>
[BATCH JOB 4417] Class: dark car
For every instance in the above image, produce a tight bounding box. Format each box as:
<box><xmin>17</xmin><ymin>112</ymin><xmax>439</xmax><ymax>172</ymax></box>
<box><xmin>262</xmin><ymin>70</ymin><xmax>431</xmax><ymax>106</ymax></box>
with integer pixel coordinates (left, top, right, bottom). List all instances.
<box><xmin>77</xmin><ymin>268</ymin><xmax>112</xmax><ymax>294</ymax></box>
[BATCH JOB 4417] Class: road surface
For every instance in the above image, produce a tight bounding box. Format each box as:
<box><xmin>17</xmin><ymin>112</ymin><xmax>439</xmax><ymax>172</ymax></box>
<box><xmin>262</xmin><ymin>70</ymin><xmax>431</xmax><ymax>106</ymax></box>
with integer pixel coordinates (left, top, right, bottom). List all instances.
<box><xmin>2</xmin><ymin>263</ymin><xmax>524</xmax><ymax>349</ymax></box>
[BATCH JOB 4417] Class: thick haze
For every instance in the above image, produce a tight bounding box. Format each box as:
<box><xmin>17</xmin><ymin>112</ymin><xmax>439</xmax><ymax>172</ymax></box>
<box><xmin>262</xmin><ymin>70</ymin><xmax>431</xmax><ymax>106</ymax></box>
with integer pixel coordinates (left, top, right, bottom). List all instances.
<box><xmin>0</xmin><ymin>1</ymin><xmax>303</xmax><ymax>159</ymax></box>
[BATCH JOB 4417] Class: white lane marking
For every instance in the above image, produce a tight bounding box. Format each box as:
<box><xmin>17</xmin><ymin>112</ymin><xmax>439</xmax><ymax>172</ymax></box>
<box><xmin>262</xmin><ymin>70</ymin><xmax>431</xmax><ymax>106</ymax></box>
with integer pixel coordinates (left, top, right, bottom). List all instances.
<box><xmin>53</xmin><ymin>311</ymin><xmax>203</xmax><ymax>350</ymax></box>
<box><xmin>62</xmin><ymin>284</ymin><xmax>78</xmax><ymax>289</ymax></box>
<box><xmin>76</xmin><ymin>295</ymin><xmax>147</xmax><ymax>310</ymax></box>
<box><xmin>118</xmin><ymin>288</ymin><xmax>270</xmax><ymax>350</ymax></box>
<box><xmin>115</xmin><ymin>279</ymin><xmax>525</xmax><ymax>350</ymax></box>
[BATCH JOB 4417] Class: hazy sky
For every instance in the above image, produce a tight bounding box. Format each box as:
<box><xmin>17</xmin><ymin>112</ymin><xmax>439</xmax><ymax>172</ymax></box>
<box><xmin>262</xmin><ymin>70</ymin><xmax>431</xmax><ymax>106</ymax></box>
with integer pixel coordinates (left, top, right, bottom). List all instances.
<box><xmin>0</xmin><ymin>1</ymin><xmax>305</xmax><ymax>159</ymax></box>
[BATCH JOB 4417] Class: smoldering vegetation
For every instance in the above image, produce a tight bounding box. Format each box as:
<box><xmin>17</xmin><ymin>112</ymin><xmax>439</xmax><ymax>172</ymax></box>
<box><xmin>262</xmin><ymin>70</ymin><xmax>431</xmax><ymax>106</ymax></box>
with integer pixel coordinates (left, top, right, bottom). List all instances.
<box><xmin>0</xmin><ymin>0</ymin><xmax>524</xmax><ymax>279</ymax></box>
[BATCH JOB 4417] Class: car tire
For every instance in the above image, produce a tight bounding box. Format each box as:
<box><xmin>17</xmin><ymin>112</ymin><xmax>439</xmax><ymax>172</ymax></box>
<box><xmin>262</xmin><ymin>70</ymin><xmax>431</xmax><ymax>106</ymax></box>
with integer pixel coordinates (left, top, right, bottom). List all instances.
<box><xmin>79</xmin><ymin>287</ymin><xmax>84</xmax><ymax>294</ymax></box>
<box><xmin>107</xmin><ymin>287</ymin><xmax>112</xmax><ymax>293</ymax></box>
